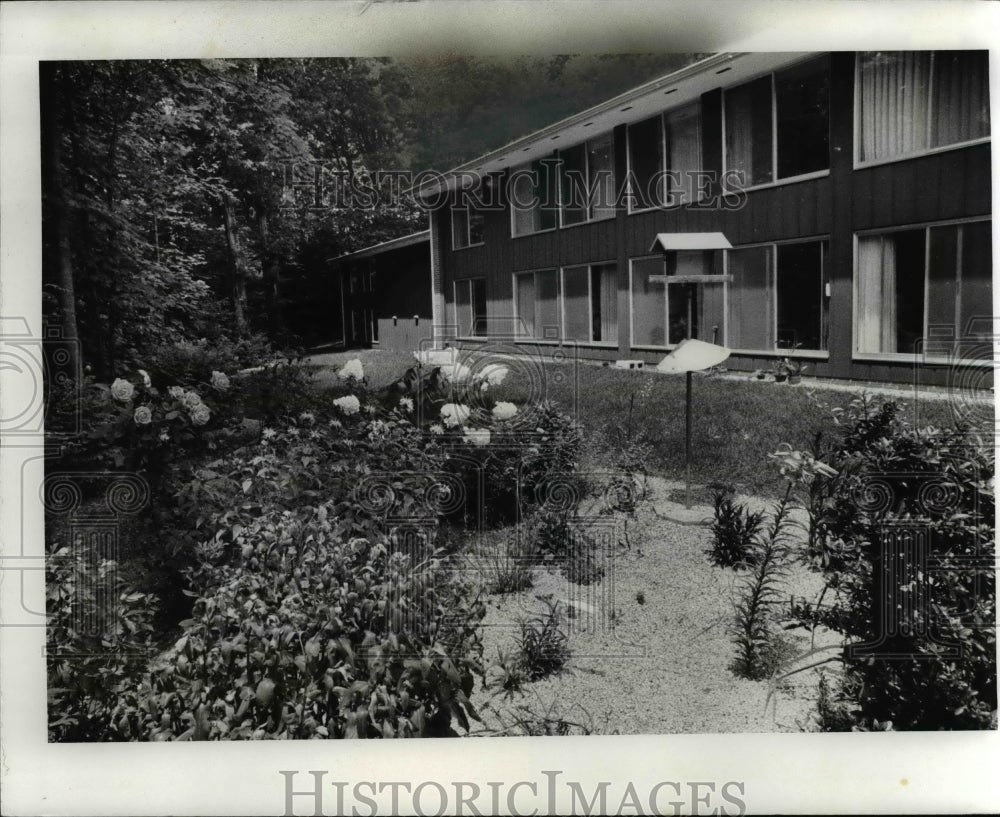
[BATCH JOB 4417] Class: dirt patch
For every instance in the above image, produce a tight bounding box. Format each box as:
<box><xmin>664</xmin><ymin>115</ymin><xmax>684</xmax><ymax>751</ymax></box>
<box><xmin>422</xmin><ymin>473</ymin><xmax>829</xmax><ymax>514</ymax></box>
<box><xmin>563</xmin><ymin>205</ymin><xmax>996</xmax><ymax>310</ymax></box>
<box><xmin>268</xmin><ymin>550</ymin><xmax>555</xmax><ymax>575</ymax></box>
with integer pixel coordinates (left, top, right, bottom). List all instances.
<box><xmin>467</xmin><ymin>476</ymin><xmax>838</xmax><ymax>735</ymax></box>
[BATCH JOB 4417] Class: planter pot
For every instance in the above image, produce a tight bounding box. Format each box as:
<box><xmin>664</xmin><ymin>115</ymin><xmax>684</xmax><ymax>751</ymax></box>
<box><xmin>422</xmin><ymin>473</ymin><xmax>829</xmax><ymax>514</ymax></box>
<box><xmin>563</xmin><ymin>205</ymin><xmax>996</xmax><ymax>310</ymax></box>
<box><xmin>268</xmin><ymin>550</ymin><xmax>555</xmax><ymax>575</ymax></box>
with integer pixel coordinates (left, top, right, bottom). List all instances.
<box><xmin>787</xmin><ymin>374</ymin><xmax>801</xmax><ymax>384</ymax></box>
<box><xmin>774</xmin><ymin>373</ymin><xmax>787</xmax><ymax>383</ymax></box>
<box><xmin>756</xmin><ymin>373</ymin><xmax>766</xmax><ymax>380</ymax></box>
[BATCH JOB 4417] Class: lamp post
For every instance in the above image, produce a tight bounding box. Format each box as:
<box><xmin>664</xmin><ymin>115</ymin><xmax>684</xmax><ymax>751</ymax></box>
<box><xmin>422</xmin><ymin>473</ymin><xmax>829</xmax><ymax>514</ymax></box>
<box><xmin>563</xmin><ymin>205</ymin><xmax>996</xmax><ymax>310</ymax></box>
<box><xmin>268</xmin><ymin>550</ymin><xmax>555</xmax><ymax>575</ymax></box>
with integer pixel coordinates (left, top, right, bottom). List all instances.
<box><xmin>655</xmin><ymin>338</ymin><xmax>731</xmax><ymax>508</ymax></box>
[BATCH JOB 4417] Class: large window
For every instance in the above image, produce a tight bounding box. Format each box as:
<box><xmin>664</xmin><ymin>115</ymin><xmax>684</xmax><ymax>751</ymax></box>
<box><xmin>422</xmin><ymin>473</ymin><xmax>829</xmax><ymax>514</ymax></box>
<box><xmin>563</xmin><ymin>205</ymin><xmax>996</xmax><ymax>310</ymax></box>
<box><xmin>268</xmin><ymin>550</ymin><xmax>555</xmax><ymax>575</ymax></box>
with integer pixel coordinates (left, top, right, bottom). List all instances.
<box><xmin>855</xmin><ymin>220</ymin><xmax>992</xmax><ymax>356</ymax></box>
<box><xmin>725</xmin><ymin>56</ymin><xmax>830</xmax><ymax>188</ymax></box>
<box><xmin>727</xmin><ymin>240</ymin><xmax>829</xmax><ymax>352</ymax></box>
<box><xmin>451</xmin><ymin>206</ymin><xmax>485</xmax><ymax>249</ymax></box>
<box><xmin>455</xmin><ymin>278</ymin><xmax>487</xmax><ymax>337</ymax></box>
<box><xmin>856</xmin><ymin>51</ymin><xmax>990</xmax><ymax>164</ymax></box>
<box><xmin>514</xmin><ymin>269</ymin><xmax>559</xmax><ymax>338</ymax></box>
<box><xmin>511</xmin><ymin>156</ymin><xmax>559</xmax><ymax>236</ymax></box>
<box><xmin>562</xmin><ymin>263</ymin><xmax>618</xmax><ymax>344</ymax></box>
<box><xmin>559</xmin><ymin>134</ymin><xmax>615</xmax><ymax>225</ymax></box>
<box><xmin>630</xmin><ymin>253</ymin><xmax>726</xmax><ymax>347</ymax></box>
<box><xmin>627</xmin><ymin>102</ymin><xmax>702</xmax><ymax>210</ymax></box>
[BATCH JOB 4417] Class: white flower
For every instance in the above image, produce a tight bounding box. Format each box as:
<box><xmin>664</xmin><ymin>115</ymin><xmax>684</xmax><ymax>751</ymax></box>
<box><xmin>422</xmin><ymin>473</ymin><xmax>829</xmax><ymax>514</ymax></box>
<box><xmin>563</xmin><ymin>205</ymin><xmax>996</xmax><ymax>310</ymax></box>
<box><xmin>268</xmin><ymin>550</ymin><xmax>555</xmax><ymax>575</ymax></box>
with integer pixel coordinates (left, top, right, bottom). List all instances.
<box><xmin>463</xmin><ymin>428</ymin><xmax>491</xmax><ymax>447</ymax></box>
<box><xmin>333</xmin><ymin>395</ymin><xmax>361</xmax><ymax>415</ymax></box>
<box><xmin>477</xmin><ymin>363</ymin><xmax>508</xmax><ymax>388</ymax></box>
<box><xmin>158</xmin><ymin>428</ymin><xmax>170</xmax><ymax>442</ymax></box>
<box><xmin>211</xmin><ymin>370</ymin><xmax>230</xmax><ymax>391</ymax></box>
<box><xmin>262</xmin><ymin>427</ymin><xmax>277</xmax><ymax>440</ymax></box>
<box><xmin>440</xmin><ymin>362</ymin><xmax>473</xmax><ymax>385</ymax></box>
<box><xmin>298</xmin><ymin>411</ymin><xmax>315</xmax><ymax>426</ymax></box>
<box><xmin>429</xmin><ymin>423</ymin><xmax>444</xmax><ymax>435</ymax></box>
<box><xmin>440</xmin><ymin>403</ymin><xmax>471</xmax><ymax>428</ymax></box>
<box><xmin>183</xmin><ymin>390</ymin><xmax>203</xmax><ymax>408</ymax></box>
<box><xmin>398</xmin><ymin>397</ymin><xmax>414</xmax><ymax>413</ymax></box>
<box><xmin>491</xmin><ymin>401</ymin><xmax>518</xmax><ymax>421</ymax></box>
<box><xmin>133</xmin><ymin>406</ymin><xmax>152</xmax><ymax>425</ymax></box>
<box><xmin>168</xmin><ymin>386</ymin><xmax>185</xmax><ymax>400</ymax></box>
<box><xmin>137</xmin><ymin>369</ymin><xmax>151</xmax><ymax>388</ymax></box>
<box><xmin>189</xmin><ymin>404</ymin><xmax>211</xmax><ymax>426</ymax></box>
<box><xmin>414</xmin><ymin>347</ymin><xmax>459</xmax><ymax>367</ymax></box>
<box><xmin>110</xmin><ymin>378</ymin><xmax>135</xmax><ymax>402</ymax></box>
<box><xmin>337</xmin><ymin>359</ymin><xmax>365</xmax><ymax>381</ymax></box>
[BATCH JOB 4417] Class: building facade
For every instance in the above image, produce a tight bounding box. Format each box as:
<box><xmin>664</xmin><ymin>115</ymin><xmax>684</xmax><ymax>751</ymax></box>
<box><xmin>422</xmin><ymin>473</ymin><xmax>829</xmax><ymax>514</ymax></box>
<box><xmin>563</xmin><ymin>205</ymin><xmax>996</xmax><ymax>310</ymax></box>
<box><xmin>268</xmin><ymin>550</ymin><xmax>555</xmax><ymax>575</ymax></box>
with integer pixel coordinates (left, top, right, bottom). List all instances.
<box><xmin>419</xmin><ymin>51</ymin><xmax>993</xmax><ymax>384</ymax></box>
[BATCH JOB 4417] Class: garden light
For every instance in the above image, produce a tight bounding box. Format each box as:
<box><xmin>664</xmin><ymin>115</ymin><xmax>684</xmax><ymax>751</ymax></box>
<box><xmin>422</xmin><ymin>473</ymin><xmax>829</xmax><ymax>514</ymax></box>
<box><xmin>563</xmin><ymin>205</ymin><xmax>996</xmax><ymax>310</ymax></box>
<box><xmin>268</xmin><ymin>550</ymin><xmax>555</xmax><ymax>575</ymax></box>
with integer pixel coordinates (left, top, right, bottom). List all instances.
<box><xmin>655</xmin><ymin>338</ymin><xmax>731</xmax><ymax>508</ymax></box>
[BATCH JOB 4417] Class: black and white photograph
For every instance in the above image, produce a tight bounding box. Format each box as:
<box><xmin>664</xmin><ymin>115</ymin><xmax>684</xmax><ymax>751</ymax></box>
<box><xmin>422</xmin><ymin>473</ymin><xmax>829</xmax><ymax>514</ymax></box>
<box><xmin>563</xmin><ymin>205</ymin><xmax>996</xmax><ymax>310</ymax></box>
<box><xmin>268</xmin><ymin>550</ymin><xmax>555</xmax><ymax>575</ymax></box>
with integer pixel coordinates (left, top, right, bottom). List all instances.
<box><xmin>2</xmin><ymin>1</ymin><xmax>999</xmax><ymax>815</ymax></box>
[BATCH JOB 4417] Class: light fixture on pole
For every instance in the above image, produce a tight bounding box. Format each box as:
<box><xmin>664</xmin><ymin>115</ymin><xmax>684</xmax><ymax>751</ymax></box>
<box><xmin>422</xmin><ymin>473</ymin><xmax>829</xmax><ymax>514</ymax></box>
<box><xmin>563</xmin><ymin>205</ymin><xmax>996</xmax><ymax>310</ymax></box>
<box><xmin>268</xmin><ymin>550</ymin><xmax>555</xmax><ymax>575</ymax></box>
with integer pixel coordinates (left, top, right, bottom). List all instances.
<box><xmin>656</xmin><ymin>338</ymin><xmax>731</xmax><ymax>509</ymax></box>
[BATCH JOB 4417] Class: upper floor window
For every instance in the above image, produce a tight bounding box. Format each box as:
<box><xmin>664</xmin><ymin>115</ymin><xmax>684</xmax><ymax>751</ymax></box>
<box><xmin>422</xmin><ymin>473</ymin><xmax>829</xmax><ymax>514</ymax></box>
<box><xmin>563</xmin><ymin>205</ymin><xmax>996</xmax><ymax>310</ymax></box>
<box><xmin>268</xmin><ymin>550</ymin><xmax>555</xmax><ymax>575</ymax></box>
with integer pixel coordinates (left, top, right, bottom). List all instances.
<box><xmin>856</xmin><ymin>51</ymin><xmax>990</xmax><ymax>165</ymax></box>
<box><xmin>725</xmin><ymin>56</ymin><xmax>830</xmax><ymax>189</ymax></box>
<box><xmin>560</xmin><ymin>134</ymin><xmax>615</xmax><ymax>226</ymax></box>
<box><xmin>627</xmin><ymin>102</ymin><xmax>702</xmax><ymax>210</ymax></box>
<box><xmin>451</xmin><ymin>206</ymin><xmax>485</xmax><ymax>249</ymax></box>
<box><xmin>511</xmin><ymin>156</ymin><xmax>558</xmax><ymax>237</ymax></box>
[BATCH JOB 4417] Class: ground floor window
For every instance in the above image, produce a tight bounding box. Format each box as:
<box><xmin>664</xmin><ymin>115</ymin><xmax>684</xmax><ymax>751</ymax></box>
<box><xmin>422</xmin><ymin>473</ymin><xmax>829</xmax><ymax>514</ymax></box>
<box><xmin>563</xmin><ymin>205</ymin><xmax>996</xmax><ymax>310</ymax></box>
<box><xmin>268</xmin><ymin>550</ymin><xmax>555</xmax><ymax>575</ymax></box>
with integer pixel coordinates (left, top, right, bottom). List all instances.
<box><xmin>630</xmin><ymin>254</ymin><xmax>726</xmax><ymax>347</ymax></box>
<box><xmin>514</xmin><ymin>269</ymin><xmax>559</xmax><ymax>339</ymax></box>
<box><xmin>726</xmin><ymin>239</ymin><xmax>829</xmax><ymax>352</ymax></box>
<box><xmin>455</xmin><ymin>277</ymin><xmax>487</xmax><ymax>337</ymax></box>
<box><xmin>856</xmin><ymin>219</ymin><xmax>992</xmax><ymax>356</ymax></box>
<box><xmin>562</xmin><ymin>263</ymin><xmax>618</xmax><ymax>344</ymax></box>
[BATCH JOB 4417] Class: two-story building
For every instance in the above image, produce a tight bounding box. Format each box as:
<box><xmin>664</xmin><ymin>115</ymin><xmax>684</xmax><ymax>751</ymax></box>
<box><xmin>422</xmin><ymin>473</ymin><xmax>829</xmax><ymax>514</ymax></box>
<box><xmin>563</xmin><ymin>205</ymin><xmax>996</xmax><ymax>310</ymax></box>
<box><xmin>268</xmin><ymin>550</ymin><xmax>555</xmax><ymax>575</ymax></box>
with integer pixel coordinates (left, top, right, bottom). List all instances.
<box><xmin>415</xmin><ymin>51</ymin><xmax>992</xmax><ymax>384</ymax></box>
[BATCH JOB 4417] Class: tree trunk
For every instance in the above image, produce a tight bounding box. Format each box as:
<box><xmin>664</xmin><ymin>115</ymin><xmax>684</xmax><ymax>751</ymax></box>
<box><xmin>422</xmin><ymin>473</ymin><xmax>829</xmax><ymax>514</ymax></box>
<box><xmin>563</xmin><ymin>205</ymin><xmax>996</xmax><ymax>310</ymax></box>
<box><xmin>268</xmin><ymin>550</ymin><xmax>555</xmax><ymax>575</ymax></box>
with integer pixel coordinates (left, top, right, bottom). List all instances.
<box><xmin>222</xmin><ymin>199</ymin><xmax>248</xmax><ymax>336</ymax></box>
<box><xmin>256</xmin><ymin>209</ymin><xmax>281</xmax><ymax>337</ymax></box>
<box><xmin>40</xmin><ymin>62</ymin><xmax>82</xmax><ymax>383</ymax></box>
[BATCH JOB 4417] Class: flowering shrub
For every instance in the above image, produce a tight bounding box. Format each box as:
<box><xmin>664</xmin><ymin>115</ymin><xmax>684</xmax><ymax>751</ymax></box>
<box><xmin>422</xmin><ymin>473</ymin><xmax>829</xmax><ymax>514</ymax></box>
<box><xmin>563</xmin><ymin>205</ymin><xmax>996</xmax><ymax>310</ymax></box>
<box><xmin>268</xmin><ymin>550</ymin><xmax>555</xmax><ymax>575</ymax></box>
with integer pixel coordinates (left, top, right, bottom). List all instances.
<box><xmin>79</xmin><ymin>370</ymin><xmax>235</xmax><ymax>475</ymax></box>
<box><xmin>333</xmin><ymin>394</ymin><xmax>361</xmax><ymax>415</ymax></box>
<box><xmin>337</xmin><ymin>358</ymin><xmax>365</xmax><ymax>383</ymax></box>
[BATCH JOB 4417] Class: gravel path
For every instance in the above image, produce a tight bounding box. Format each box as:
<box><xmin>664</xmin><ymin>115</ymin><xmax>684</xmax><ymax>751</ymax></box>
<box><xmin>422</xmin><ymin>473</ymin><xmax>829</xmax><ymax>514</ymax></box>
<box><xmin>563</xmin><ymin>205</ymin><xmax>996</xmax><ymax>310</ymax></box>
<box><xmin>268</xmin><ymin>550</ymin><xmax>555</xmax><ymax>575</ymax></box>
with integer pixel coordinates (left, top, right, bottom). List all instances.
<box><xmin>467</xmin><ymin>477</ymin><xmax>838</xmax><ymax>736</ymax></box>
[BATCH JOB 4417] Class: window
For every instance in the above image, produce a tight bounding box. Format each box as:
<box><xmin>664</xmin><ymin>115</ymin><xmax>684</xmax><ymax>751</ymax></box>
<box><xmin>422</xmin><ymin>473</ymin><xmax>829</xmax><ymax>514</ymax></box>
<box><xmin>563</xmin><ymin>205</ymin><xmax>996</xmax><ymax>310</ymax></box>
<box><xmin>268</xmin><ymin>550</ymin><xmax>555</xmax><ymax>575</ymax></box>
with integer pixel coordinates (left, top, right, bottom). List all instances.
<box><xmin>727</xmin><ymin>240</ymin><xmax>829</xmax><ymax>352</ymax></box>
<box><xmin>855</xmin><ymin>220</ymin><xmax>992</xmax><ymax>356</ymax></box>
<box><xmin>559</xmin><ymin>134</ymin><xmax>616</xmax><ymax>225</ymax></box>
<box><xmin>627</xmin><ymin>103</ymin><xmax>702</xmax><ymax>210</ymax></box>
<box><xmin>857</xmin><ymin>51</ymin><xmax>990</xmax><ymax>164</ymax></box>
<box><xmin>725</xmin><ymin>56</ymin><xmax>830</xmax><ymax>188</ymax></box>
<box><xmin>511</xmin><ymin>156</ymin><xmax>559</xmax><ymax>236</ymax></box>
<box><xmin>630</xmin><ymin>254</ymin><xmax>726</xmax><ymax>347</ymax></box>
<box><xmin>665</xmin><ymin>104</ymin><xmax>703</xmax><ymax>205</ymax></box>
<box><xmin>455</xmin><ymin>278</ymin><xmax>487</xmax><ymax>337</ymax></box>
<box><xmin>451</xmin><ymin>207</ymin><xmax>485</xmax><ymax>249</ymax></box>
<box><xmin>562</xmin><ymin>263</ymin><xmax>618</xmax><ymax>344</ymax></box>
<box><xmin>514</xmin><ymin>269</ymin><xmax>559</xmax><ymax>338</ymax></box>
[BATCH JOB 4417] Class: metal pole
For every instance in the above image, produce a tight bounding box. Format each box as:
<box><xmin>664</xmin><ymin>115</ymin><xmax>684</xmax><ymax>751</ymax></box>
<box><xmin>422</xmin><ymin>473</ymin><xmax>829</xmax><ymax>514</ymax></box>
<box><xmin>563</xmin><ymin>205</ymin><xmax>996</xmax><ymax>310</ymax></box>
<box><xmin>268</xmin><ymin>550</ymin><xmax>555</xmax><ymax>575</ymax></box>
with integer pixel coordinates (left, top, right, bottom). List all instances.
<box><xmin>685</xmin><ymin>369</ymin><xmax>692</xmax><ymax>509</ymax></box>
<box><xmin>685</xmin><ymin>285</ymin><xmax>693</xmax><ymax>509</ymax></box>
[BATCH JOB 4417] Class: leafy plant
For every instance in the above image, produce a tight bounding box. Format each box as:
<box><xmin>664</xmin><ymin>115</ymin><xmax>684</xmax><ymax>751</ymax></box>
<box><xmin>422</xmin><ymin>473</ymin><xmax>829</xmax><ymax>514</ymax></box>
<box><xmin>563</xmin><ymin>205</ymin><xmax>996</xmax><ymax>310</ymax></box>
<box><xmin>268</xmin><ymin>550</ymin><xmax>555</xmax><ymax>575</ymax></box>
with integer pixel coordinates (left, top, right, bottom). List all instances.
<box><xmin>781</xmin><ymin>395</ymin><xmax>996</xmax><ymax>729</ymax></box>
<box><xmin>517</xmin><ymin>596</ymin><xmax>571</xmax><ymax>681</ymax></box>
<box><xmin>730</xmin><ymin>487</ymin><xmax>796</xmax><ymax>681</ymax></box>
<box><xmin>708</xmin><ymin>485</ymin><xmax>766</xmax><ymax>569</ymax></box>
<box><xmin>46</xmin><ymin>548</ymin><xmax>159</xmax><ymax>742</ymax></box>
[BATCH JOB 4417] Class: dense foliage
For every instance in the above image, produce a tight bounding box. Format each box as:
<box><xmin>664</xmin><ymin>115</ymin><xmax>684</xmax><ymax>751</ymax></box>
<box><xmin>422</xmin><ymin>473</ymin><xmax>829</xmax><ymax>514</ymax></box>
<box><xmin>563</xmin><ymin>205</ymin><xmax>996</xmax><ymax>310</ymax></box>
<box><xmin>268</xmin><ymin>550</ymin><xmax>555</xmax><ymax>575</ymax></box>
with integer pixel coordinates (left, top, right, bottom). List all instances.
<box><xmin>781</xmin><ymin>396</ymin><xmax>996</xmax><ymax>730</ymax></box>
<box><xmin>47</xmin><ymin>354</ymin><xmax>586</xmax><ymax>740</ymax></box>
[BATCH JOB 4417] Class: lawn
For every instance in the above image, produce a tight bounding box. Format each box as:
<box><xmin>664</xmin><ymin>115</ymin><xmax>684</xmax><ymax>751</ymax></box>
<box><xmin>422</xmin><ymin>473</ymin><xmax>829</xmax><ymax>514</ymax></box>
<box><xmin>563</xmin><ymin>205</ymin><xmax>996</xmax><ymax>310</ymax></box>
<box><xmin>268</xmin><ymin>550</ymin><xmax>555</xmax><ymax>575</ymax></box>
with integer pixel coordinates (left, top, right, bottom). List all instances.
<box><xmin>304</xmin><ymin>348</ymin><xmax>962</xmax><ymax>497</ymax></box>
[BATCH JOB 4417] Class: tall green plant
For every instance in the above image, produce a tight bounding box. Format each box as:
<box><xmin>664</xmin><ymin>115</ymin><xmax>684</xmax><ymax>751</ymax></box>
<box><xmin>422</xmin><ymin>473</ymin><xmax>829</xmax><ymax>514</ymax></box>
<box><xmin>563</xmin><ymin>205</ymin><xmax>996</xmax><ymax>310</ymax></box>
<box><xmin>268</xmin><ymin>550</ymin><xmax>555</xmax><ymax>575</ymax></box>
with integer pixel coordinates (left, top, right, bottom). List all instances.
<box><xmin>780</xmin><ymin>396</ymin><xmax>996</xmax><ymax>730</ymax></box>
